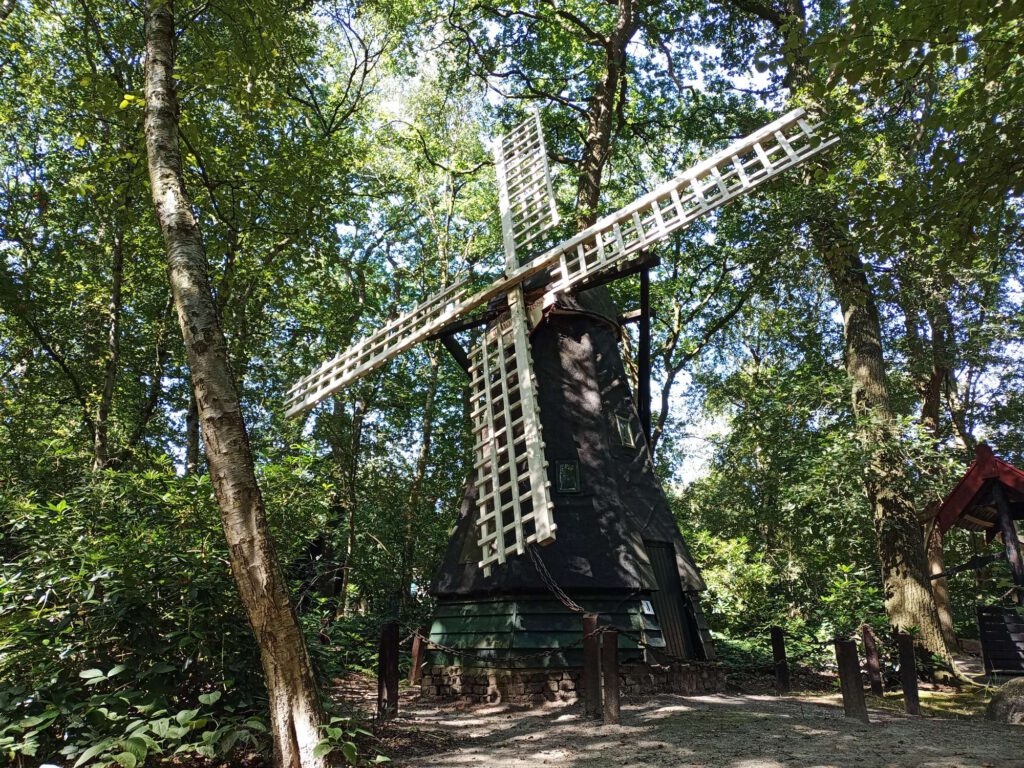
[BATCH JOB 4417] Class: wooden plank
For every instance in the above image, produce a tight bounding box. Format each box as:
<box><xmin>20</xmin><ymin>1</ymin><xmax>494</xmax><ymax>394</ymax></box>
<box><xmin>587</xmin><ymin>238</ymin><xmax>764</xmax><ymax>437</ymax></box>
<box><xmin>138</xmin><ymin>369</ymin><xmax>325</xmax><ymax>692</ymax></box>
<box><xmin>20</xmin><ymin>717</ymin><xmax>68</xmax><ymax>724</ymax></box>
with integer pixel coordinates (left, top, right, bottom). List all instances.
<box><xmin>862</xmin><ymin>624</ymin><xmax>884</xmax><ymax>696</ymax></box>
<box><xmin>602</xmin><ymin>628</ymin><xmax>620</xmax><ymax>725</ymax></box>
<box><xmin>408</xmin><ymin>626</ymin><xmax>428</xmax><ymax>685</ymax></box>
<box><xmin>377</xmin><ymin>621</ymin><xmax>400</xmax><ymax>720</ymax></box>
<box><xmin>897</xmin><ymin>632</ymin><xmax>920</xmax><ymax>715</ymax></box>
<box><xmin>770</xmin><ymin>626</ymin><xmax>790</xmax><ymax>694</ymax></box>
<box><xmin>834</xmin><ymin>638</ymin><xmax>869</xmax><ymax>723</ymax></box>
<box><xmin>583</xmin><ymin>614</ymin><xmax>602</xmax><ymax>719</ymax></box>
<box><xmin>638</xmin><ymin>267</ymin><xmax>652</xmax><ymax>442</ymax></box>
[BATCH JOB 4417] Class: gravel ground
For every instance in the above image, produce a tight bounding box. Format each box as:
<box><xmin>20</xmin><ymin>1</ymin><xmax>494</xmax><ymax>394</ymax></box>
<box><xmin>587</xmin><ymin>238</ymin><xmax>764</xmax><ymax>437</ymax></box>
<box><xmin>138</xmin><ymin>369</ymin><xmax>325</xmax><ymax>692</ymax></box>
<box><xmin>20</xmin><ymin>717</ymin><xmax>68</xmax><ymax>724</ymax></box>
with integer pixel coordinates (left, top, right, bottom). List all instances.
<box><xmin>388</xmin><ymin>692</ymin><xmax>1024</xmax><ymax>768</ymax></box>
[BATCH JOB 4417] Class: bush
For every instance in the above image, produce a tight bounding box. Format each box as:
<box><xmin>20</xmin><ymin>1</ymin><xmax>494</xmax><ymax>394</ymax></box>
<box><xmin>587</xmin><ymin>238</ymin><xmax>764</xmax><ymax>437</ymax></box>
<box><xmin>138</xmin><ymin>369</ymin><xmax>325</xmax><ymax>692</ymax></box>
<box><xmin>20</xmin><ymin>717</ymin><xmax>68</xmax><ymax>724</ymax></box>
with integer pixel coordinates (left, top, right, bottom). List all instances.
<box><xmin>0</xmin><ymin>467</ymin><xmax>270</xmax><ymax>765</ymax></box>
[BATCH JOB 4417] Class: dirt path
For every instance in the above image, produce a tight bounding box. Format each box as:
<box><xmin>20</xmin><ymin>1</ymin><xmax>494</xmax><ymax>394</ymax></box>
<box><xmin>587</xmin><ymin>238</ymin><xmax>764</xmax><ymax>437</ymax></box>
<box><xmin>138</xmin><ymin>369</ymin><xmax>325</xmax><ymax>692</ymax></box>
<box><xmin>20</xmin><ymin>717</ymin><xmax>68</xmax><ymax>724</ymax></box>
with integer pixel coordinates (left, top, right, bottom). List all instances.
<box><xmin>387</xmin><ymin>692</ymin><xmax>1024</xmax><ymax>768</ymax></box>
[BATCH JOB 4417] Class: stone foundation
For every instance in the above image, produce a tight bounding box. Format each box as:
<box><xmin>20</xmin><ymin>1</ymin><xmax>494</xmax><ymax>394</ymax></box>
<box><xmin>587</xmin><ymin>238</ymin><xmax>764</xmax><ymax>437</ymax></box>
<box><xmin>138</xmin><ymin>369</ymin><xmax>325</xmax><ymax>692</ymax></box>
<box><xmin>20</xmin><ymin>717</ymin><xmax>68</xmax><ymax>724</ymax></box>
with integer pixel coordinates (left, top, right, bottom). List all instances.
<box><xmin>419</xmin><ymin>662</ymin><xmax>725</xmax><ymax>706</ymax></box>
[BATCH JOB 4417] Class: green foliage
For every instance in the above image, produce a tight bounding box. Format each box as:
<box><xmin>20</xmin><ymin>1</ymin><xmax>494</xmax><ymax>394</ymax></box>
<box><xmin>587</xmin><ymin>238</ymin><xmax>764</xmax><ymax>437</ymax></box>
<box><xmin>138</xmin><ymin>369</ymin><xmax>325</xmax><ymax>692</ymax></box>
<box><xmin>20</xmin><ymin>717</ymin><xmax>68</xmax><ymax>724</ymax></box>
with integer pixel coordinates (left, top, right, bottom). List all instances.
<box><xmin>1</xmin><ymin>0</ymin><xmax>1023</xmax><ymax>762</ymax></box>
<box><xmin>0</xmin><ymin>466</ymin><xmax>272</xmax><ymax>763</ymax></box>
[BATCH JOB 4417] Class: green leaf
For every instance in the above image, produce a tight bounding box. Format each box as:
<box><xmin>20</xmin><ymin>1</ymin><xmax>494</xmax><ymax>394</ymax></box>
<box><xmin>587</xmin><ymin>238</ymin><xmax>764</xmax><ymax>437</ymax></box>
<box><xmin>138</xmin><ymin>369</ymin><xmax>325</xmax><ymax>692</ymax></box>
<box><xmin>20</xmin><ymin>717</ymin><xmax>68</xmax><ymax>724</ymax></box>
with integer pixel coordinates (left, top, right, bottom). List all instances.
<box><xmin>313</xmin><ymin>740</ymin><xmax>333</xmax><ymax>759</ymax></box>
<box><xmin>112</xmin><ymin>751</ymin><xmax>137</xmax><ymax>768</ymax></box>
<box><xmin>107</xmin><ymin>663</ymin><xmax>127</xmax><ymax>677</ymax></box>
<box><xmin>123</xmin><ymin>736</ymin><xmax>148</xmax><ymax>761</ymax></box>
<box><xmin>73</xmin><ymin>739</ymin><xmax>114</xmax><ymax>767</ymax></box>
<box><xmin>175</xmin><ymin>708</ymin><xmax>200</xmax><ymax>725</ymax></box>
<box><xmin>341</xmin><ymin>741</ymin><xmax>358</xmax><ymax>763</ymax></box>
<box><xmin>150</xmin><ymin>718</ymin><xmax>171</xmax><ymax>738</ymax></box>
<box><xmin>198</xmin><ymin>690</ymin><xmax>221</xmax><ymax>705</ymax></box>
<box><xmin>79</xmin><ymin>668</ymin><xmax>105</xmax><ymax>679</ymax></box>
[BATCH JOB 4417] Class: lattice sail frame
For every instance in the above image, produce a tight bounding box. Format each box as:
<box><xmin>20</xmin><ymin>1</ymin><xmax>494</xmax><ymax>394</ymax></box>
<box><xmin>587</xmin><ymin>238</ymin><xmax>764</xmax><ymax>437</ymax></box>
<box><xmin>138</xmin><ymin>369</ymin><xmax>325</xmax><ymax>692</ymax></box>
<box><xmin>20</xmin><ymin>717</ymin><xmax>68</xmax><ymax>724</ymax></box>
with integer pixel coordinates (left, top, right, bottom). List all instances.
<box><xmin>284</xmin><ymin>108</ymin><xmax>835</xmax><ymax>420</ymax></box>
<box><xmin>468</xmin><ymin>286</ymin><xmax>556</xmax><ymax>575</ymax></box>
<box><xmin>494</xmin><ymin>111</ymin><xmax>560</xmax><ymax>270</ymax></box>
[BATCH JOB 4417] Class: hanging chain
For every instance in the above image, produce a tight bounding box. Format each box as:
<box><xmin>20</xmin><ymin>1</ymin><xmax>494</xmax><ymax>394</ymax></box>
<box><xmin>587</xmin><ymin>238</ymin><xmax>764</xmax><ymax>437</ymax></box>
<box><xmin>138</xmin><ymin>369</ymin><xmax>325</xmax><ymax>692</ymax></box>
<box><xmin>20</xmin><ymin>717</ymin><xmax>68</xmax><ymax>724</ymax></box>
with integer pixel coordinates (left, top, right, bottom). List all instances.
<box><xmin>528</xmin><ymin>543</ymin><xmax>587</xmax><ymax>614</ymax></box>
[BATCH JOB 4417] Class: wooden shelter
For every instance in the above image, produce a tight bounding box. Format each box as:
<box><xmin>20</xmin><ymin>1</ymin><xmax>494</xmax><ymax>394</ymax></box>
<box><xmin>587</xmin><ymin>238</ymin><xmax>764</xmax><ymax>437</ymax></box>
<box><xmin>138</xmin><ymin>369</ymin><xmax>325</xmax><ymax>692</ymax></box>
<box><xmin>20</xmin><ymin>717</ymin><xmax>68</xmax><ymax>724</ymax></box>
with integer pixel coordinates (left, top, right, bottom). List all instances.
<box><xmin>935</xmin><ymin>443</ymin><xmax>1024</xmax><ymax>675</ymax></box>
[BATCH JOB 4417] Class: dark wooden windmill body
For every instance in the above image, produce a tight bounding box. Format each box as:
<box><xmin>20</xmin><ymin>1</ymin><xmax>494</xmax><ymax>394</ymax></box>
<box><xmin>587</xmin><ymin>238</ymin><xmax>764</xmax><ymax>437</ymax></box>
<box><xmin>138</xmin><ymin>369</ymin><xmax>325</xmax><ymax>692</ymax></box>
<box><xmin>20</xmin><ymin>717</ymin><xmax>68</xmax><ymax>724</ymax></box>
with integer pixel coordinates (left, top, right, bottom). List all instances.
<box><xmin>429</xmin><ymin>289</ymin><xmax>714</xmax><ymax>666</ymax></box>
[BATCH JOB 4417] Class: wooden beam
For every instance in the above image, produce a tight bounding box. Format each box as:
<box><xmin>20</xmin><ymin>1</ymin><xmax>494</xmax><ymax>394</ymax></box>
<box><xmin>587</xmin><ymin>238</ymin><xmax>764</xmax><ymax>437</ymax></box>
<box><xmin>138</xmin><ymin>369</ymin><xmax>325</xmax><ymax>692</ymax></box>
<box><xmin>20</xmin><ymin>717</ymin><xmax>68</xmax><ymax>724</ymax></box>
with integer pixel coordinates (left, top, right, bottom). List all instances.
<box><xmin>897</xmin><ymin>632</ymin><xmax>920</xmax><ymax>715</ymax></box>
<box><xmin>994</xmin><ymin>483</ymin><xmax>1024</xmax><ymax>605</ymax></box>
<box><xmin>834</xmin><ymin>639</ymin><xmax>869</xmax><ymax>723</ymax></box>
<box><xmin>439</xmin><ymin>334</ymin><xmax>471</xmax><ymax>374</ymax></box>
<box><xmin>861</xmin><ymin>625</ymin><xmax>883</xmax><ymax>696</ymax></box>
<box><xmin>961</xmin><ymin>513</ymin><xmax>995</xmax><ymax>529</ymax></box>
<box><xmin>601</xmin><ymin>628</ymin><xmax>620</xmax><ymax>725</ymax></box>
<box><xmin>377</xmin><ymin>621</ymin><xmax>400</xmax><ymax>719</ymax></box>
<box><xmin>583</xmin><ymin>613</ymin><xmax>602</xmax><ymax>719</ymax></box>
<box><xmin>929</xmin><ymin>551</ymin><xmax>1005</xmax><ymax>580</ymax></box>
<box><xmin>638</xmin><ymin>266</ymin><xmax>652</xmax><ymax>444</ymax></box>
<box><xmin>770</xmin><ymin>626</ymin><xmax>789</xmax><ymax>695</ymax></box>
<box><xmin>426</xmin><ymin>305</ymin><xmax>503</xmax><ymax>341</ymax></box>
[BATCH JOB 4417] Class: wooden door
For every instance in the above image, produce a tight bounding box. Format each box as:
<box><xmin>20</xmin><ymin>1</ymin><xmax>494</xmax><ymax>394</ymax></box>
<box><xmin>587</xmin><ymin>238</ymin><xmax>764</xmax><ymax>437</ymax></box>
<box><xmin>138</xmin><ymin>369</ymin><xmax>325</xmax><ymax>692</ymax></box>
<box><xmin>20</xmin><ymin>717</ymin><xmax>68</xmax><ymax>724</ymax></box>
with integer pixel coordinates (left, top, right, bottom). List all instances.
<box><xmin>645</xmin><ymin>541</ymin><xmax>693</xmax><ymax>660</ymax></box>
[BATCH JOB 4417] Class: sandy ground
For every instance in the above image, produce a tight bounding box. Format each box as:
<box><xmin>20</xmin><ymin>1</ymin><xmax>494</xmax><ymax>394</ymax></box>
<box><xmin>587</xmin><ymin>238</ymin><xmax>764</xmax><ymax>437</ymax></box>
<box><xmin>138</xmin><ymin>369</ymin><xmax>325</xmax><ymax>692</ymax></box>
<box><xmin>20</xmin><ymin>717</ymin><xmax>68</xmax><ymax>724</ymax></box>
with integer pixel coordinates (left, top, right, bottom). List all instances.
<box><xmin>386</xmin><ymin>692</ymin><xmax>1024</xmax><ymax>768</ymax></box>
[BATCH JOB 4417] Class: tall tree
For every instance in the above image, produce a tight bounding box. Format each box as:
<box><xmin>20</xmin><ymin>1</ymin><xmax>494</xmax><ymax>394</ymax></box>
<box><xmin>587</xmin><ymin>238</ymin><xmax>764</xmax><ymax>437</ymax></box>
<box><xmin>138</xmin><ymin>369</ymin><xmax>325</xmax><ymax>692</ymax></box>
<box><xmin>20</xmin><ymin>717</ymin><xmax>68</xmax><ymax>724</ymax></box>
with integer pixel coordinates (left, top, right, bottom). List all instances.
<box><xmin>141</xmin><ymin>3</ymin><xmax>328</xmax><ymax>766</ymax></box>
<box><xmin>713</xmin><ymin>0</ymin><xmax>952</xmax><ymax>659</ymax></box>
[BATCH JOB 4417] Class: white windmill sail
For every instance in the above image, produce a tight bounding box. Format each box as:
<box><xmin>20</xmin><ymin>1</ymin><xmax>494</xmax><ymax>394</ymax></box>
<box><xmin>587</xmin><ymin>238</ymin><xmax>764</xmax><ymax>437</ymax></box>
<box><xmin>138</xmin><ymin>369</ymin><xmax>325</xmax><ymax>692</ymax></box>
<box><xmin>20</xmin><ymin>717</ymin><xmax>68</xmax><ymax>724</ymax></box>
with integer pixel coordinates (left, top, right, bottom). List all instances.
<box><xmin>538</xmin><ymin>110</ymin><xmax>837</xmax><ymax>299</ymax></box>
<box><xmin>494</xmin><ymin>110</ymin><xmax>560</xmax><ymax>271</ymax></box>
<box><xmin>469</xmin><ymin>286</ymin><xmax>555</xmax><ymax>575</ymax></box>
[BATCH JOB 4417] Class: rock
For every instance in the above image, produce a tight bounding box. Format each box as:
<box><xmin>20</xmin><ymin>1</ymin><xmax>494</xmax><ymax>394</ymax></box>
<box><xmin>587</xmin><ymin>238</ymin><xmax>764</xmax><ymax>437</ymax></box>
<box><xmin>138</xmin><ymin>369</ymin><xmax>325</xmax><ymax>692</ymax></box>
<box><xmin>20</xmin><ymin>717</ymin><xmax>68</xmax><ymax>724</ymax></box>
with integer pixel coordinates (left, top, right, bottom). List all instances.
<box><xmin>986</xmin><ymin>677</ymin><xmax>1024</xmax><ymax>725</ymax></box>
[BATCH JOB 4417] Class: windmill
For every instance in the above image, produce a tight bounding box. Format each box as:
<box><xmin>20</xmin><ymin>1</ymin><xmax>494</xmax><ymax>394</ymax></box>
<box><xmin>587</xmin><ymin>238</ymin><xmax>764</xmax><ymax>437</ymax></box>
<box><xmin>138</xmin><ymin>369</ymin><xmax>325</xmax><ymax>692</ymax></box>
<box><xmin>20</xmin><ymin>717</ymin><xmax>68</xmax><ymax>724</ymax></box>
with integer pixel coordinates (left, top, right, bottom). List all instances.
<box><xmin>287</xmin><ymin>108</ymin><xmax>836</xmax><ymax>696</ymax></box>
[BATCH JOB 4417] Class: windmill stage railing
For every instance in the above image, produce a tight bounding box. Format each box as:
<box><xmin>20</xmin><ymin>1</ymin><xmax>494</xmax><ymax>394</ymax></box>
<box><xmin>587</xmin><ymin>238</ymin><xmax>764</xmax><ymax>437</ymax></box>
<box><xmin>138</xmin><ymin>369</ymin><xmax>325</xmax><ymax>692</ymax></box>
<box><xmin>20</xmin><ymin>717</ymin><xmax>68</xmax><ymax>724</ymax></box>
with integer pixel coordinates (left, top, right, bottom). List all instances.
<box><xmin>284</xmin><ymin>108</ymin><xmax>837</xmax><ymax>419</ymax></box>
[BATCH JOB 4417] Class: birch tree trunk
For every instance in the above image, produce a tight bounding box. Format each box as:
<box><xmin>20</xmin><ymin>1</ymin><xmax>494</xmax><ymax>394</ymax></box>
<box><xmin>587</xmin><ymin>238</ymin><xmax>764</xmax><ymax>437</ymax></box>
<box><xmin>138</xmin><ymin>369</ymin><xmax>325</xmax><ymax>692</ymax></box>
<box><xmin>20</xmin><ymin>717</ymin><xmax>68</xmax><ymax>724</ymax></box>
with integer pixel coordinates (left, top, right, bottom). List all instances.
<box><xmin>142</xmin><ymin>4</ymin><xmax>328</xmax><ymax>766</ymax></box>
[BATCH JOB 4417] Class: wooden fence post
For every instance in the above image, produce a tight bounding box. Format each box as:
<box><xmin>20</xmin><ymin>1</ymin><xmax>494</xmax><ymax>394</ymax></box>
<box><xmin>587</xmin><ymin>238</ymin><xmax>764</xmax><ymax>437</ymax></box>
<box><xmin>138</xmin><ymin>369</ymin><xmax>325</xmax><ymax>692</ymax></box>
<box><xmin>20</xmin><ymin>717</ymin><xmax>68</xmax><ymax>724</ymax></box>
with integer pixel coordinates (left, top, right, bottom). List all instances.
<box><xmin>377</xmin><ymin>621</ymin><xmax>400</xmax><ymax>719</ymax></box>
<box><xmin>602</xmin><ymin>628</ymin><xmax>620</xmax><ymax>725</ymax></box>
<box><xmin>770</xmin><ymin>626</ymin><xmax>790</xmax><ymax>694</ymax></box>
<box><xmin>834</xmin><ymin>638</ymin><xmax>870</xmax><ymax>723</ymax></box>
<box><xmin>897</xmin><ymin>632</ymin><xmax>921</xmax><ymax>715</ymax></box>
<box><xmin>583</xmin><ymin>613</ymin><xmax>602</xmax><ymax>719</ymax></box>
<box><xmin>861</xmin><ymin>624</ymin><xmax>883</xmax><ymax>696</ymax></box>
<box><xmin>408</xmin><ymin>625</ymin><xmax>428</xmax><ymax>685</ymax></box>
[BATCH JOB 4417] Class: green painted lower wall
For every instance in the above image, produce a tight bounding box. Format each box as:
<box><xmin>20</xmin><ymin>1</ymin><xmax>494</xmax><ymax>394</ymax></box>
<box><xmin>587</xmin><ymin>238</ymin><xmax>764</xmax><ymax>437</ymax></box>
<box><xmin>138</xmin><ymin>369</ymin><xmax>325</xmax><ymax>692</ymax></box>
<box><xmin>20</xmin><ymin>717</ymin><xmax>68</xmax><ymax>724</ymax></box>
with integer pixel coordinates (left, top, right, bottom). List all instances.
<box><xmin>426</xmin><ymin>595</ymin><xmax>666</xmax><ymax>669</ymax></box>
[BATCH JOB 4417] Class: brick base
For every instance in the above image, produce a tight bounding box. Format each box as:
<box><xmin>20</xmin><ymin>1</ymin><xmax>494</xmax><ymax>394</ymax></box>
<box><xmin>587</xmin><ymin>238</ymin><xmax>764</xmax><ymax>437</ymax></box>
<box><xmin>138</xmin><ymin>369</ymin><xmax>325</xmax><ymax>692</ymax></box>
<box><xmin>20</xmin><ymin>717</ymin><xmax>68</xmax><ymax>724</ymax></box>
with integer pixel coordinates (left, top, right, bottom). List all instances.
<box><xmin>418</xmin><ymin>662</ymin><xmax>725</xmax><ymax>706</ymax></box>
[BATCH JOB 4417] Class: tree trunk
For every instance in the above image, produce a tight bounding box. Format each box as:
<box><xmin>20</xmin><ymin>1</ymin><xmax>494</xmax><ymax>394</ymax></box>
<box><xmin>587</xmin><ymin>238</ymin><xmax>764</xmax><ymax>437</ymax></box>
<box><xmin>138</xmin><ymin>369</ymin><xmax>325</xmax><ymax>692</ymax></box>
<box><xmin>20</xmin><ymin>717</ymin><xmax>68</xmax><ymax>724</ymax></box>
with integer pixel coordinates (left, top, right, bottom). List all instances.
<box><xmin>575</xmin><ymin>0</ymin><xmax>638</xmax><ymax>227</ymax></box>
<box><xmin>327</xmin><ymin>397</ymin><xmax>365</xmax><ymax>619</ymax></box>
<box><xmin>927</xmin><ymin>522</ymin><xmax>958</xmax><ymax>648</ymax></box>
<box><xmin>142</xmin><ymin>4</ymin><xmax>328</xmax><ymax>767</ymax></box>
<box><xmin>401</xmin><ymin>350</ymin><xmax>440</xmax><ymax>604</ymax></box>
<box><xmin>726</xmin><ymin>0</ymin><xmax>952</xmax><ymax>661</ymax></box>
<box><xmin>813</xmin><ymin>212</ymin><xmax>951</xmax><ymax>661</ymax></box>
<box><xmin>93</xmin><ymin>225</ymin><xmax>124</xmax><ymax>470</ymax></box>
<box><xmin>185</xmin><ymin>390</ymin><xmax>200</xmax><ymax>474</ymax></box>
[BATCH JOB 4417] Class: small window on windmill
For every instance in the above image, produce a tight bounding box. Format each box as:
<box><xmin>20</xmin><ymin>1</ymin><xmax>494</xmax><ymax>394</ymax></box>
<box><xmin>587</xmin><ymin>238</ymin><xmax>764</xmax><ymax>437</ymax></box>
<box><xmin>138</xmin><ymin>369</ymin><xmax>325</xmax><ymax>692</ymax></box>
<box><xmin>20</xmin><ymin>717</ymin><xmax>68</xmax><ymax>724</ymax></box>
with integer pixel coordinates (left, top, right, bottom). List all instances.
<box><xmin>615</xmin><ymin>413</ymin><xmax>636</xmax><ymax>448</ymax></box>
<box><xmin>641</xmin><ymin>599</ymin><xmax>655</xmax><ymax>615</ymax></box>
<box><xmin>555</xmin><ymin>460</ymin><xmax>581</xmax><ymax>494</ymax></box>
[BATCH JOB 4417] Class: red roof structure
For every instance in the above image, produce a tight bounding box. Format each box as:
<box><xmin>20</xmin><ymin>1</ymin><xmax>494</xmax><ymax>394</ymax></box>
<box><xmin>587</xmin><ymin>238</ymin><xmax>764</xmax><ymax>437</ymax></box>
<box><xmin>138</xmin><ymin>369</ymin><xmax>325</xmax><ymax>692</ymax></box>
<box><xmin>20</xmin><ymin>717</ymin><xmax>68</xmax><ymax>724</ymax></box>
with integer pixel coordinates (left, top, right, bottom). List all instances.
<box><xmin>936</xmin><ymin>444</ymin><xmax>1024</xmax><ymax>536</ymax></box>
